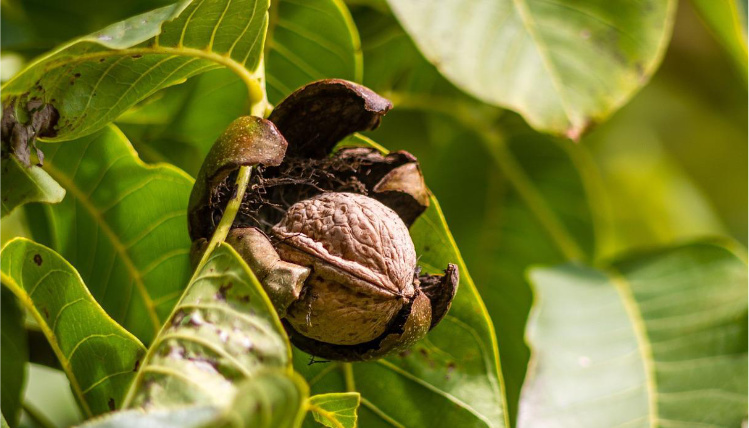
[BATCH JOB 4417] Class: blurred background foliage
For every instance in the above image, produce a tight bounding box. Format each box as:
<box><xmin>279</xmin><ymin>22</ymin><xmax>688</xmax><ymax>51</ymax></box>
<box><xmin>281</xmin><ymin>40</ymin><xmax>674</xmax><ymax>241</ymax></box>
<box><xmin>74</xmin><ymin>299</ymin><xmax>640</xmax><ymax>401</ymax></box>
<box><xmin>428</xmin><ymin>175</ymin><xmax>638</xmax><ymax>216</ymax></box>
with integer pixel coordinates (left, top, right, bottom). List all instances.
<box><xmin>1</xmin><ymin>0</ymin><xmax>746</xmax><ymax>426</ymax></box>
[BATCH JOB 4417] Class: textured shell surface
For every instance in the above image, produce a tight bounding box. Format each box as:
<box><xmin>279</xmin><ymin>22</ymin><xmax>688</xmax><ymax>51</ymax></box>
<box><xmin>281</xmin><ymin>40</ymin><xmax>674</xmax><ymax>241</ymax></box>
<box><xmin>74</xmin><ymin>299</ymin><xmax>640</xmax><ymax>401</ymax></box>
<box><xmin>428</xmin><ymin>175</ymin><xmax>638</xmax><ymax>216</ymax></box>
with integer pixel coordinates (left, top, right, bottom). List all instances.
<box><xmin>271</xmin><ymin>192</ymin><xmax>417</xmax><ymax>296</ymax></box>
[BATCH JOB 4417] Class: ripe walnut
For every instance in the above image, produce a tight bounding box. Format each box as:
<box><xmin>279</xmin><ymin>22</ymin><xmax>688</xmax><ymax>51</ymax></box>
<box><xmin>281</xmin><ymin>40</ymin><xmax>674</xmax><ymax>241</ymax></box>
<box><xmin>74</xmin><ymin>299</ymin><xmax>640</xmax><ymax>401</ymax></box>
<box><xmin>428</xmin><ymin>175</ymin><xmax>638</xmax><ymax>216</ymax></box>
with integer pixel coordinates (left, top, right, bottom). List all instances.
<box><xmin>273</xmin><ymin>192</ymin><xmax>418</xmax><ymax>345</ymax></box>
<box><xmin>189</xmin><ymin>79</ymin><xmax>458</xmax><ymax>361</ymax></box>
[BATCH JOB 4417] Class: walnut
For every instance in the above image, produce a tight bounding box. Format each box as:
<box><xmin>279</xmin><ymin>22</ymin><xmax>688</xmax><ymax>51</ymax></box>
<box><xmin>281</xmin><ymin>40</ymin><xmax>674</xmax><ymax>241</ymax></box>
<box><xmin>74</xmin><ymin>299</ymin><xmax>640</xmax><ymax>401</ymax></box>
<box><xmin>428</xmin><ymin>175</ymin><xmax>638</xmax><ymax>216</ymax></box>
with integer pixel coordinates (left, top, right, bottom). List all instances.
<box><xmin>189</xmin><ymin>79</ymin><xmax>458</xmax><ymax>361</ymax></box>
<box><xmin>272</xmin><ymin>192</ymin><xmax>417</xmax><ymax>345</ymax></box>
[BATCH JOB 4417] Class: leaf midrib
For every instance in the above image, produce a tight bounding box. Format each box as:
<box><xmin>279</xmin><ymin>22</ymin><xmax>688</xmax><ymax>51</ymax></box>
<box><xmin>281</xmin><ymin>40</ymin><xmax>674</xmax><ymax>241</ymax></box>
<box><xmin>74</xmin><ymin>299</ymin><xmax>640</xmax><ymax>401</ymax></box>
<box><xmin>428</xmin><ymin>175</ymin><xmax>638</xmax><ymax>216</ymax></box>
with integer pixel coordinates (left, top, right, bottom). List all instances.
<box><xmin>508</xmin><ymin>0</ymin><xmax>575</xmax><ymax>129</ymax></box>
<box><xmin>607</xmin><ymin>267</ymin><xmax>658</xmax><ymax>428</ymax></box>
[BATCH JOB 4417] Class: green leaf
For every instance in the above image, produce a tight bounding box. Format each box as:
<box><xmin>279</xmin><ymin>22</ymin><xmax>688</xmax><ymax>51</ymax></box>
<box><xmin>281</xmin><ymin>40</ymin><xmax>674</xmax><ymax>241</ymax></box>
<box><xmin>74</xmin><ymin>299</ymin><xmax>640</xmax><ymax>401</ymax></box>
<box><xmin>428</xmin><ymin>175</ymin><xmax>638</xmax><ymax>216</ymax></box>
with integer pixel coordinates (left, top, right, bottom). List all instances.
<box><xmin>520</xmin><ymin>241</ymin><xmax>748</xmax><ymax>427</ymax></box>
<box><xmin>0</xmin><ymin>238</ymin><xmax>147</xmax><ymax>418</ymax></box>
<box><xmin>265</xmin><ymin>0</ymin><xmax>362</xmax><ymax>103</ymax></box>
<box><xmin>212</xmin><ymin>370</ymin><xmax>309</xmax><ymax>428</ymax></box>
<box><xmin>124</xmin><ymin>243</ymin><xmax>291</xmax><ymax>409</ymax></box>
<box><xmin>691</xmin><ymin>0</ymin><xmax>748</xmax><ymax>75</ymax></box>
<box><xmin>2</xmin><ymin>0</ymin><xmax>269</xmax><ymax>142</ymax></box>
<box><xmin>80</xmin><ymin>370</ymin><xmax>308</xmax><ymax>428</ymax></box>
<box><xmin>1</xmin><ymin>0</ymin><xmax>177</xmax><ymax>57</ymax></box>
<box><xmin>27</xmin><ymin>125</ymin><xmax>194</xmax><ymax>344</ymax></box>
<box><xmin>348</xmin><ymin>13</ymin><xmax>598</xmax><ymax>416</ymax></box>
<box><xmin>295</xmin><ymin>135</ymin><xmax>509</xmax><ymax>428</ymax></box>
<box><xmin>0</xmin><ymin>156</ymin><xmax>65</xmax><ymax>218</ymax></box>
<box><xmin>1</xmin><ymin>288</ymin><xmax>28</xmax><ymax>427</ymax></box>
<box><xmin>385</xmin><ymin>0</ymin><xmax>677</xmax><ymax>138</ymax></box>
<box><xmin>306</xmin><ymin>392</ymin><xmax>360</xmax><ymax>428</ymax></box>
<box><xmin>118</xmin><ymin>0</ymin><xmax>362</xmax><ymax>177</ymax></box>
<box><xmin>76</xmin><ymin>406</ymin><xmax>220</xmax><ymax>428</ymax></box>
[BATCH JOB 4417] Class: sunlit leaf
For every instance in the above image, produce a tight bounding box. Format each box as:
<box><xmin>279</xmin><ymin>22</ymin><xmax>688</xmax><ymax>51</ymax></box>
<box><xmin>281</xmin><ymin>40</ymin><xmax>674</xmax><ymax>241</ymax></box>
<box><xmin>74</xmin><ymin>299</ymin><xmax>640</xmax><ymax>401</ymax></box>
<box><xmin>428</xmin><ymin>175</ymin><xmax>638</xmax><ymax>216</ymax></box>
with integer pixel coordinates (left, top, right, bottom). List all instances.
<box><xmin>2</xmin><ymin>0</ymin><xmax>268</xmax><ymax>142</ymax></box>
<box><xmin>1</xmin><ymin>238</ymin><xmax>147</xmax><ymax>418</ymax></box>
<box><xmin>295</xmin><ymin>135</ymin><xmax>509</xmax><ymax>428</ymax></box>
<box><xmin>349</xmin><ymin>13</ymin><xmax>597</xmax><ymax>418</ymax></box>
<box><xmin>212</xmin><ymin>370</ymin><xmax>308</xmax><ymax>428</ymax></box>
<box><xmin>76</xmin><ymin>406</ymin><xmax>219</xmax><ymax>428</ymax></box>
<box><xmin>519</xmin><ymin>241</ymin><xmax>748</xmax><ymax>427</ymax></box>
<box><xmin>80</xmin><ymin>370</ymin><xmax>308</xmax><ymax>428</ymax></box>
<box><xmin>28</xmin><ymin>125</ymin><xmax>194</xmax><ymax>344</ymax></box>
<box><xmin>305</xmin><ymin>392</ymin><xmax>360</xmax><ymax>428</ymax></box>
<box><xmin>1</xmin><ymin>287</ymin><xmax>27</xmax><ymax>427</ymax></box>
<box><xmin>124</xmin><ymin>244</ymin><xmax>291</xmax><ymax>409</ymax></box>
<box><xmin>385</xmin><ymin>0</ymin><xmax>677</xmax><ymax>138</ymax></box>
<box><xmin>1</xmin><ymin>156</ymin><xmax>65</xmax><ymax>218</ymax></box>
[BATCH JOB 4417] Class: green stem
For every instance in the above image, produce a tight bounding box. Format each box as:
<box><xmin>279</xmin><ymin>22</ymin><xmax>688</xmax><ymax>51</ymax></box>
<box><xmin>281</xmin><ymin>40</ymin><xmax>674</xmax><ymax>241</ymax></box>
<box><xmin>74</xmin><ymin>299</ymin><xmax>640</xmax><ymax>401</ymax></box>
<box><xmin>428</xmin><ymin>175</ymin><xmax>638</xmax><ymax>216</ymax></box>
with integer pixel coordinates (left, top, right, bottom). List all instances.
<box><xmin>485</xmin><ymin>137</ymin><xmax>585</xmax><ymax>261</ymax></box>
<box><xmin>342</xmin><ymin>363</ymin><xmax>356</xmax><ymax>392</ymax></box>
<box><xmin>387</xmin><ymin>92</ymin><xmax>585</xmax><ymax>261</ymax></box>
<box><xmin>193</xmin><ymin>166</ymin><xmax>253</xmax><ymax>274</ymax></box>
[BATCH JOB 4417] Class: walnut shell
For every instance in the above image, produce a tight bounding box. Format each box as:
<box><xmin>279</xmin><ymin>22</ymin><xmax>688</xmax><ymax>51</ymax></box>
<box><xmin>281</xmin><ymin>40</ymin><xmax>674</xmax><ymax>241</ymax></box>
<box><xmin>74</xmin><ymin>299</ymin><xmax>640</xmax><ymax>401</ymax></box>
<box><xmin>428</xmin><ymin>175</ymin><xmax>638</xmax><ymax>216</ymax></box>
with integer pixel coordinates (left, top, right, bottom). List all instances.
<box><xmin>271</xmin><ymin>192</ymin><xmax>417</xmax><ymax>345</ymax></box>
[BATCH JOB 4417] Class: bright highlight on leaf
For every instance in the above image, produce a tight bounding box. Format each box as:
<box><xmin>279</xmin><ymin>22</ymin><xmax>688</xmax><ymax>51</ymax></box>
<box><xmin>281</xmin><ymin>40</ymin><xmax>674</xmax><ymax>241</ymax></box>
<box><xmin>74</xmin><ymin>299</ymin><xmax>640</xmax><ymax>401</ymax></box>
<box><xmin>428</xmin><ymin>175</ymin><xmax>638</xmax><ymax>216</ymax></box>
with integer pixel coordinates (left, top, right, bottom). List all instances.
<box><xmin>0</xmin><ymin>238</ymin><xmax>147</xmax><ymax>418</ymax></box>
<box><xmin>520</xmin><ymin>241</ymin><xmax>748</xmax><ymax>427</ymax></box>
<box><xmin>124</xmin><ymin>244</ymin><xmax>291</xmax><ymax>410</ymax></box>
<box><xmin>386</xmin><ymin>0</ymin><xmax>677</xmax><ymax>138</ymax></box>
<box><xmin>307</xmin><ymin>392</ymin><xmax>360</xmax><ymax>428</ymax></box>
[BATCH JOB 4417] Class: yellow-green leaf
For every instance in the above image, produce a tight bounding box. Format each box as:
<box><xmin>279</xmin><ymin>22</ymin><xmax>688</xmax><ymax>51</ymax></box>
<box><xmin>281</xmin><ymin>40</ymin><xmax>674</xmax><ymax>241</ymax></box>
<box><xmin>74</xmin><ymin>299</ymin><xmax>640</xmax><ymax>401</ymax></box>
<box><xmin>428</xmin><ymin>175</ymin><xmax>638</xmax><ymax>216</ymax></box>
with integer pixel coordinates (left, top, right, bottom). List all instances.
<box><xmin>124</xmin><ymin>244</ymin><xmax>291</xmax><ymax>409</ymax></box>
<box><xmin>306</xmin><ymin>392</ymin><xmax>360</xmax><ymax>428</ymax></box>
<box><xmin>2</xmin><ymin>0</ymin><xmax>269</xmax><ymax>142</ymax></box>
<box><xmin>386</xmin><ymin>0</ymin><xmax>677</xmax><ymax>138</ymax></box>
<box><xmin>1</xmin><ymin>238</ymin><xmax>147</xmax><ymax>418</ymax></box>
<box><xmin>27</xmin><ymin>125</ymin><xmax>194</xmax><ymax>344</ymax></box>
<box><xmin>520</xmin><ymin>241</ymin><xmax>748</xmax><ymax>427</ymax></box>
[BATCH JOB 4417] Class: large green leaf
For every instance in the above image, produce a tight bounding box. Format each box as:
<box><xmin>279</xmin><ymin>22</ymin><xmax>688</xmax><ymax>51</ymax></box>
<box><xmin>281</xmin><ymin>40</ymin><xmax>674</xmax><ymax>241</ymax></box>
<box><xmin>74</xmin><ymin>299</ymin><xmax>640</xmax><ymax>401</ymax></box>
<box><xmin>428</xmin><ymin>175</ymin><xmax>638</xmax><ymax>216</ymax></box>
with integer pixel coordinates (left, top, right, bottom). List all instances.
<box><xmin>385</xmin><ymin>0</ymin><xmax>676</xmax><ymax>138</ymax></box>
<box><xmin>519</xmin><ymin>241</ymin><xmax>748</xmax><ymax>427</ymax></box>
<box><xmin>1</xmin><ymin>0</ymin><xmax>268</xmax><ymax>142</ymax></box>
<box><xmin>0</xmin><ymin>238</ymin><xmax>147</xmax><ymax>418</ymax></box>
<box><xmin>76</xmin><ymin>406</ymin><xmax>219</xmax><ymax>428</ymax></box>
<box><xmin>28</xmin><ymin>125</ymin><xmax>194</xmax><ymax>344</ymax></box>
<box><xmin>294</xmin><ymin>135</ymin><xmax>508</xmax><ymax>428</ymax></box>
<box><xmin>0</xmin><ymin>156</ymin><xmax>65</xmax><ymax>218</ymax></box>
<box><xmin>305</xmin><ymin>393</ymin><xmax>360</xmax><ymax>428</ymax></box>
<box><xmin>117</xmin><ymin>0</ymin><xmax>362</xmax><ymax>176</ymax></box>
<box><xmin>124</xmin><ymin>243</ymin><xmax>291</xmax><ymax>409</ymax></box>
<box><xmin>691</xmin><ymin>0</ymin><xmax>748</xmax><ymax>75</ymax></box>
<box><xmin>79</xmin><ymin>370</ymin><xmax>308</xmax><ymax>428</ymax></box>
<box><xmin>1</xmin><ymin>288</ymin><xmax>27</xmax><ymax>427</ymax></box>
<box><xmin>350</xmin><ymin>10</ymin><xmax>597</xmax><ymax>419</ymax></box>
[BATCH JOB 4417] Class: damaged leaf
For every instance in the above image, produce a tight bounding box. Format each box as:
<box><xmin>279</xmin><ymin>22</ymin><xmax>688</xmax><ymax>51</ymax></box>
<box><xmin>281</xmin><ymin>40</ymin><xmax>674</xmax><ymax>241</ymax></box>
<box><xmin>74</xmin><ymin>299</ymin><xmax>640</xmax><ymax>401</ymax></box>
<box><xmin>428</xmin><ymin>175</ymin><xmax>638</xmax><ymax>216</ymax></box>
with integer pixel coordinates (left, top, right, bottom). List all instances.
<box><xmin>0</xmin><ymin>238</ymin><xmax>147</xmax><ymax>418</ymax></box>
<box><xmin>1</xmin><ymin>155</ymin><xmax>65</xmax><ymax>217</ymax></box>
<box><xmin>123</xmin><ymin>244</ymin><xmax>292</xmax><ymax>410</ymax></box>
<box><xmin>1</xmin><ymin>0</ymin><xmax>269</xmax><ymax>142</ymax></box>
